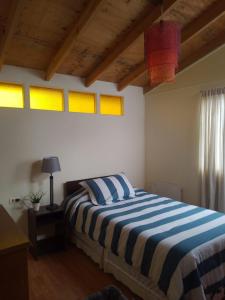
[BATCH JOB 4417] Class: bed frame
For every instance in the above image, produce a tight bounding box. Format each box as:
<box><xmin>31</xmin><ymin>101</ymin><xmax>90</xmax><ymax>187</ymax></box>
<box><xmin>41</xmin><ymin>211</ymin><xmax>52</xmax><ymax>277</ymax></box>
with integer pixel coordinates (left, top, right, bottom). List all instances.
<box><xmin>64</xmin><ymin>179</ymin><xmax>83</xmax><ymax>197</ymax></box>
<box><xmin>64</xmin><ymin>176</ymin><xmax>166</xmax><ymax>300</ymax></box>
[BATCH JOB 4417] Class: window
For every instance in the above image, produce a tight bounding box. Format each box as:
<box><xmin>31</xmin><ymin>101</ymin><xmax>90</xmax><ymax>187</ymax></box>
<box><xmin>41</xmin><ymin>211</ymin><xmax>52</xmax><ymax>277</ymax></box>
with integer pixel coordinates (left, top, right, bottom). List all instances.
<box><xmin>199</xmin><ymin>89</ymin><xmax>225</xmax><ymax>210</ymax></box>
<box><xmin>199</xmin><ymin>91</ymin><xmax>225</xmax><ymax>175</ymax></box>
<box><xmin>68</xmin><ymin>91</ymin><xmax>96</xmax><ymax>114</ymax></box>
<box><xmin>0</xmin><ymin>82</ymin><xmax>24</xmax><ymax>109</ymax></box>
<box><xmin>30</xmin><ymin>86</ymin><xmax>64</xmax><ymax>111</ymax></box>
<box><xmin>100</xmin><ymin>95</ymin><xmax>123</xmax><ymax>116</ymax></box>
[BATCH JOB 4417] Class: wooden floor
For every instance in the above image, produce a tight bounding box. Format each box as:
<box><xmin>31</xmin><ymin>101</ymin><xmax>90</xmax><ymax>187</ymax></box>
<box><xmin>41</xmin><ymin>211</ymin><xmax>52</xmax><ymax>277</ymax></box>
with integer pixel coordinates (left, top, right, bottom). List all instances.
<box><xmin>28</xmin><ymin>245</ymin><xmax>138</xmax><ymax>300</ymax></box>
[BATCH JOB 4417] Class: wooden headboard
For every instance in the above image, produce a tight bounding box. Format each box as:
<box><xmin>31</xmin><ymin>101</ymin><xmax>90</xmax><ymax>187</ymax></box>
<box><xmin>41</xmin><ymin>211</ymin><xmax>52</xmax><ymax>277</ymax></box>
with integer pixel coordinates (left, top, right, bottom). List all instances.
<box><xmin>64</xmin><ymin>179</ymin><xmax>83</xmax><ymax>198</ymax></box>
<box><xmin>64</xmin><ymin>174</ymin><xmax>115</xmax><ymax>198</ymax></box>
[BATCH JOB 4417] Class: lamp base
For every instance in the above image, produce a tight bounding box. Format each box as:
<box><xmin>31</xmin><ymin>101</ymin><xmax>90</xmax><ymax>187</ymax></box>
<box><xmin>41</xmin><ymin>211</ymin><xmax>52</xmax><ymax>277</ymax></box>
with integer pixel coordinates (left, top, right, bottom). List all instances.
<box><xmin>46</xmin><ymin>203</ymin><xmax>59</xmax><ymax>211</ymax></box>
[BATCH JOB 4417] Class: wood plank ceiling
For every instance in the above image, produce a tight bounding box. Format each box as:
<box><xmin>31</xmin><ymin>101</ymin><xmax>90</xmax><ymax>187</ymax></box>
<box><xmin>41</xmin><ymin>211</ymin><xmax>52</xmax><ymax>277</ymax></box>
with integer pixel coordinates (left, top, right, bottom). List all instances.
<box><xmin>0</xmin><ymin>0</ymin><xmax>225</xmax><ymax>93</ymax></box>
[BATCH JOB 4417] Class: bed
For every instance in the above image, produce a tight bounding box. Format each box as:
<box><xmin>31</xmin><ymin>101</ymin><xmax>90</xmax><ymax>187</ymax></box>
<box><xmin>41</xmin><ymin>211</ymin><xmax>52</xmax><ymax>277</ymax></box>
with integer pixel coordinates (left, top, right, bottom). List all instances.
<box><xmin>63</xmin><ymin>176</ymin><xmax>225</xmax><ymax>300</ymax></box>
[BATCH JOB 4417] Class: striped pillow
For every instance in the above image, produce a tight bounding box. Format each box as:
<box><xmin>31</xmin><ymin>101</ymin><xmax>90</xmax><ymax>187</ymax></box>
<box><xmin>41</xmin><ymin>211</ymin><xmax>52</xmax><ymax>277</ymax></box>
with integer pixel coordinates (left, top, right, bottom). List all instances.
<box><xmin>80</xmin><ymin>173</ymin><xmax>135</xmax><ymax>205</ymax></box>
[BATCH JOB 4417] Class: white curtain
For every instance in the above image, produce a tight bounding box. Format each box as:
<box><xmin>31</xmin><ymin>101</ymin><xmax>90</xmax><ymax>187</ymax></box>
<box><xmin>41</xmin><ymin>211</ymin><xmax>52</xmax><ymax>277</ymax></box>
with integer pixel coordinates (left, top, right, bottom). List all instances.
<box><xmin>199</xmin><ymin>90</ymin><xmax>225</xmax><ymax>211</ymax></box>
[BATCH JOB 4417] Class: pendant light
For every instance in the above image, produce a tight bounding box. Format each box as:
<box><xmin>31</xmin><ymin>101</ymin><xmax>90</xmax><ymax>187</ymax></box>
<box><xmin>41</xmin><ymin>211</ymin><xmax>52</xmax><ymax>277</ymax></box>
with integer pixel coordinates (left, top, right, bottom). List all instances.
<box><xmin>145</xmin><ymin>0</ymin><xmax>181</xmax><ymax>86</ymax></box>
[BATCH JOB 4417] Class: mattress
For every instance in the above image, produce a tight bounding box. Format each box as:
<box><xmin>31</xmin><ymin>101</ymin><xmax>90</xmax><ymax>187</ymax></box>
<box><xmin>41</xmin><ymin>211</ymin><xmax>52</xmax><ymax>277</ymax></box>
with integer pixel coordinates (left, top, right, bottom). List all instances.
<box><xmin>65</xmin><ymin>188</ymin><xmax>225</xmax><ymax>300</ymax></box>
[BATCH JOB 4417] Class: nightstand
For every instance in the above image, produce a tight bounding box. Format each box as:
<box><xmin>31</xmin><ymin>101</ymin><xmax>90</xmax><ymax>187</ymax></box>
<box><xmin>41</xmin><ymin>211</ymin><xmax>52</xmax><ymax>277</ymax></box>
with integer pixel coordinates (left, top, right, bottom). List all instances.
<box><xmin>28</xmin><ymin>205</ymin><xmax>66</xmax><ymax>259</ymax></box>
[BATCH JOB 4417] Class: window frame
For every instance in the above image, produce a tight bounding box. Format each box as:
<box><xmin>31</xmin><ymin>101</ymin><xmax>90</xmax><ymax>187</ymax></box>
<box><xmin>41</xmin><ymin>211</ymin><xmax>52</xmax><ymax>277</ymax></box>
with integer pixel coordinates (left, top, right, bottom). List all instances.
<box><xmin>68</xmin><ymin>90</ymin><xmax>97</xmax><ymax>114</ymax></box>
<box><xmin>99</xmin><ymin>94</ymin><xmax>124</xmax><ymax>116</ymax></box>
<box><xmin>0</xmin><ymin>81</ymin><xmax>25</xmax><ymax>109</ymax></box>
<box><xmin>29</xmin><ymin>85</ymin><xmax>65</xmax><ymax>112</ymax></box>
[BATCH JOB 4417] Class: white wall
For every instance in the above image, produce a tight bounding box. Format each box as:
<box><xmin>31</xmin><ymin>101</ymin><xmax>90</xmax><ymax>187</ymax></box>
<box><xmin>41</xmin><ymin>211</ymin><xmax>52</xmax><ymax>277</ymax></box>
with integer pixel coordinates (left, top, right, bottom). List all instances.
<box><xmin>145</xmin><ymin>45</ymin><xmax>225</xmax><ymax>206</ymax></box>
<box><xmin>0</xmin><ymin>65</ymin><xmax>145</xmax><ymax>233</ymax></box>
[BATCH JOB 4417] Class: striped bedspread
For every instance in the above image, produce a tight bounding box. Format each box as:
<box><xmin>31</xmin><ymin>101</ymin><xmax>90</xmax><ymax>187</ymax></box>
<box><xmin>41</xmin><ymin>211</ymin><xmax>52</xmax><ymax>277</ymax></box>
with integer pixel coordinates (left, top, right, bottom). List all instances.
<box><xmin>65</xmin><ymin>189</ymin><xmax>225</xmax><ymax>300</ymax></box>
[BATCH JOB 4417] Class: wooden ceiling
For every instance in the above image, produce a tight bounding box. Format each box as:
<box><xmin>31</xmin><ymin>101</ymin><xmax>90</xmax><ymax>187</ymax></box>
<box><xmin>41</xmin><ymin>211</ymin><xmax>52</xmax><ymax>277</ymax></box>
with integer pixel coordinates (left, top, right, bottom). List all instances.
<box><xmin>0</xmin><ymin>0</ymin><xmax>225</xmax><ymax>93</ymax></box>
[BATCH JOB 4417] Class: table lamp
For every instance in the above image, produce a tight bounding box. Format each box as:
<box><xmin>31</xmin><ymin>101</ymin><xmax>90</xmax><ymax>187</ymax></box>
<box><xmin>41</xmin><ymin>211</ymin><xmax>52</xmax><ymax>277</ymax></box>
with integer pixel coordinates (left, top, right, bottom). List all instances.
<box><xmin>41</xmin><ymin>156</ymin><xmax>61</xmax><ymax>210</ymax></box>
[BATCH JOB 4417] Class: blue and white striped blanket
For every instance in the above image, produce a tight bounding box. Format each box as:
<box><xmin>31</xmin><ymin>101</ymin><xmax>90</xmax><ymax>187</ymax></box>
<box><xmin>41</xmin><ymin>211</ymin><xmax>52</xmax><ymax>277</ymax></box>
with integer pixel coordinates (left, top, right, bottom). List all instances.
<box><xmin>64</xmin><ymin>189</ymin><xmax>225</xmax><ymax>300</ymax></box>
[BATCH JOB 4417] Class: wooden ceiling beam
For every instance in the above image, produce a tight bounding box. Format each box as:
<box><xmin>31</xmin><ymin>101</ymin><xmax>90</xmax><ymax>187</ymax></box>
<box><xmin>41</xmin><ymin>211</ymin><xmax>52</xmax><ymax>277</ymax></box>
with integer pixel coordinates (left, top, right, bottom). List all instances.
<box><xmin>117</xmin><ymin>61</ymin><xmax>146</xmax><ymax>91</ymax></box>
<box><xmin>144</xmin><ymin>31</ymin><xmax>225</xmax><ymax>94</ymax></box>
<box><xmin>45</xmin><ymin>0</ymin><xmax>104</xmax><ymax>81</ymax></box>
<box><xmin>0</xmin><ymin>0</ymin><xmax>25</xmax><ymax>69</ymax></box>
<box><xmin>117</xmin><ymin>0</ymin><xmax>225</xmax><ymax>91</ymax></box>
<box><xmin>181</xmin><ymin>0</ymin><xmax>225</xmax><ymax>43</ymax></box>
<box><xmin>85</xmin><ymin>0</ymin><xmax>178</xmax><ymax>87</ymax></box>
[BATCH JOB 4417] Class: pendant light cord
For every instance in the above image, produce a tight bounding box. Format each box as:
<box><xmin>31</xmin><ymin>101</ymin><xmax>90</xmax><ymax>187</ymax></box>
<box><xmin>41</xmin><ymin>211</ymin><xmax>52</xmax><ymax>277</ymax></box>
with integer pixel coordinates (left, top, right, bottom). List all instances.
<box><xmin>160</xmin><ymin>0</ymin><xmax>164</xmax><ymax>22</ymax></box>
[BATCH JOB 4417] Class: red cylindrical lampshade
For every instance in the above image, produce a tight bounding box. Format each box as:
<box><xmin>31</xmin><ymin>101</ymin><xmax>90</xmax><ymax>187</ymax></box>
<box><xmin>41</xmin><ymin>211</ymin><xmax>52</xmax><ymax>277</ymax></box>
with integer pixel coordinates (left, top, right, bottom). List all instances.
<box><xmin>145</xmin><ymin>21</ymin><xmax>181</xmax><ymax>85</ymax></box>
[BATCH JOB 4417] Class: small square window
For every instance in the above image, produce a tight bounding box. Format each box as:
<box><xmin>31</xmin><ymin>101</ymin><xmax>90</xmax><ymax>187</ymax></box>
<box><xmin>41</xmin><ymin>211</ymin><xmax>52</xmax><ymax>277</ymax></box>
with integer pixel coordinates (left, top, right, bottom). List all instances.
<box><xmin>68</xmin><ymin>91</ymin><xmax>96</xmax><ymax>114</ymax></box>
<box><xmin>100</xmin><ymin>95</ymin><xmax>123</xmax><ymax>116</ymax></box>
<box><xmin>30</xmin><ymin>86</ymin><xmax>64</xmax><ymax>111</ymax></box>
<box><xmin>0</xmin><ymin>82</ymin><xmax>24</xmax><ymax>109</ymax></box>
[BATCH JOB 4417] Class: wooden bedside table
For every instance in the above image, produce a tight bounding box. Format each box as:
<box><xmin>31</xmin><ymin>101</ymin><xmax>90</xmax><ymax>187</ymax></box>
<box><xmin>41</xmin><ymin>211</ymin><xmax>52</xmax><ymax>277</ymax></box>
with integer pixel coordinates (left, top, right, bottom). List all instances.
<box><xmin>28</xmin><ymin>205</ymin><xmax>66</xmax><ymax>259</ymax></box>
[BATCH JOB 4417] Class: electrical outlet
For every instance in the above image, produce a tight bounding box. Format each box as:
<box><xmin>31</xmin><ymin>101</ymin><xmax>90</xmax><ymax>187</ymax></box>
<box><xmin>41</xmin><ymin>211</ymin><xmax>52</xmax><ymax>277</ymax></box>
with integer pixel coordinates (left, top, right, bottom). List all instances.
<box><xmin>9</xmin><ymin>197</ymin><xmax>21</xmax><ymax>204</ymax></box>
<box><xmin>9</xmin><ymin>197</ymin><xmax>23</xmax><ymax>209</ymax></box>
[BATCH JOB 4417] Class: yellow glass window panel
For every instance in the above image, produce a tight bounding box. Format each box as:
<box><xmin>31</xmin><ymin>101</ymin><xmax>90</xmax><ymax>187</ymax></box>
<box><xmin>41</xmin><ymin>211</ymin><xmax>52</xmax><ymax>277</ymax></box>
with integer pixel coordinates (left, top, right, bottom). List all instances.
<box><xmin>0</xmin><ymin>83</ymin><xmax>24</xmax><ymax>108</ymax></box>
<box><xmin>100</xmin><ymin>95</ymin><xmax>123</xmax><ymax>116</ymax></box>
<box><xmin>68</xmin><ymin>91</ymin><xmax>96</xmax><ymax>114</ymax></box>
<box><xmin>30</xmin><ymin>86</ymin><xmax>64</xmax><ymax>111</ymax></box>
